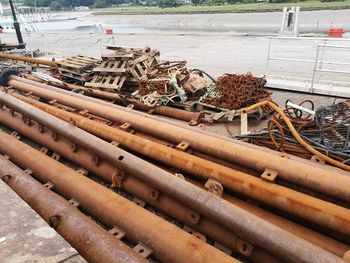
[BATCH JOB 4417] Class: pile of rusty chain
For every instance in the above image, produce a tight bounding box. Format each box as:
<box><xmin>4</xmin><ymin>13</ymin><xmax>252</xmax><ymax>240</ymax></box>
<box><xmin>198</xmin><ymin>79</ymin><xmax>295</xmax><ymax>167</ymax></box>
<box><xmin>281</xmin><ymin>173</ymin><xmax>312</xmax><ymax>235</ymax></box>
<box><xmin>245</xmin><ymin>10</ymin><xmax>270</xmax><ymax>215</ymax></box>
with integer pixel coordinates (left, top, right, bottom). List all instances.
<box><xmin>237</xmin><ymin>100</ymin><xmax>350</xmax><ymax>164</ymax></box>
<box><xmin>202</xmin><ymin>73</ymin><xmax>271</xmax><ymax>110</ymax></box>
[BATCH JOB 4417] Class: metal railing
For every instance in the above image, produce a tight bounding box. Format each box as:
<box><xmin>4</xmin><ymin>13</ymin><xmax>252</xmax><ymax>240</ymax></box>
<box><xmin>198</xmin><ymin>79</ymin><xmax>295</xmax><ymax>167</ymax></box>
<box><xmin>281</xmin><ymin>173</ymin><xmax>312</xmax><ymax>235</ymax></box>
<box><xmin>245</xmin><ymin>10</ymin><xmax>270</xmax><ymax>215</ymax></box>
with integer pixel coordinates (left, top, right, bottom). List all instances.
<box><xmin>266</xmin><ymin>37</ymin><xmax>350</xmax><ymax>93</ymax></box>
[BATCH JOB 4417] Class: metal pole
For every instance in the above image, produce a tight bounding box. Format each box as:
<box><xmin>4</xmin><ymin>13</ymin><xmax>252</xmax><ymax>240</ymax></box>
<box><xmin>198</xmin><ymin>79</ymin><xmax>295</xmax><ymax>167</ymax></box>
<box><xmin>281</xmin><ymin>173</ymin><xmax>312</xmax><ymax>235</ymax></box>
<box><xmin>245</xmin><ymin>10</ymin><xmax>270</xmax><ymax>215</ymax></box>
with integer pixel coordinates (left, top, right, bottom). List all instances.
<box><xmin>8</xmin><ymin>0</ymin><xmax>25</xmax><ymax>48</ymax></box>
<box><xmin>310</xmin><ymin>44</ymin><xmax>320</xmax><ymax>93</ymax></box>
<box><xmin>0</xmin><ymin>91</ymin><xmax>345</xmax><ymax>263</ymax></box>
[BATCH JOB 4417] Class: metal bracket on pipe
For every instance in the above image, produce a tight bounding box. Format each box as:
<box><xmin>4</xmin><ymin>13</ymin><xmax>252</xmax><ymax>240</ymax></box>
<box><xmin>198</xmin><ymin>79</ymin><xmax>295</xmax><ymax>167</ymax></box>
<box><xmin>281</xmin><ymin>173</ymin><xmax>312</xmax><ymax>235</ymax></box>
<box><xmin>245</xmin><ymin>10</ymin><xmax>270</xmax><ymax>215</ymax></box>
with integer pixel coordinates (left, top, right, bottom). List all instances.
<box><xmin>261</xmin><ymin>169</ymin><xmax>278</xmax><ymax>183</ymax></box>
<box><xmin>79</xmin><ymin>109</ymin><xmax>89</xmax><ymax>116</ymax></box>
<box><xmin>111</xmin><ymin>171</ymin><xmax>125</xmax><ymax>189</ymax></box>
<box><xmin>69</xmin><ymin>143</ymin><xmax>78</xmax><ymax>152</ymax></box>
<box><xmin>68</xmin><ymin>117</ymin><xmax>76</xmax><ymax>127</ymax></box>
<box><xmin>187</xmin><ymin>211</ymin><xmax>200</xmax><ymax>224</ymax></box>
<box><xmin>149</xmin><ymin>188</ymin><xmax>159</xmax><ymax>201</ymax></box>
<box><xmin>132</xmin><ymin>197</ymin><xmax>146</xmax><ymax>208</ymax></box>
<box><xmin>183</xmin><ymin>226</ymin><xmax>206</xmax><ymax>241</ymax></box>
<box><xmin>43</xmin><ymin>181</ymin><xmax>55</xmax><ymax>190</ymax></box>
<box><xmin>10</xmin><ymin>131</ymin><xmax>21</xmax><ymax>140</ymax></box>
<box><xmin>120</xmin><ymin>122</ymin><xmax>131</xmax><ymax>130</ymax></box>
<box><xmin>51</xmin><ymin>132</ymin><xmax>58</xmax><ymax>141</ymax></box>
<box><xmin>109</xmin><ymin>226</ymin><xmax>126</xmax><ymax>240</ymax></box>
<box><xmin>236</xmin><ymin>238</ymin><xmax>254</xmax><ymax>257</ymax></box>
<box><xmin>68</xmin><ymin>198</ymin><xmax>80</xmax><ymax>207</ymax></box>
<box><xmin>204</xmin><ymin>178</ymin><xmax>224</xmax><ymax>197</ymax></box>
<box><xmin>174</xmin><ymin>173</ymin><xmax>185</xmax><ymax>180</ymax></box>
<box><xmin>40</xmin><ymin>147</ymin><xmax>49</xmax><ymax>155</ymax></box>
<box><xmin>76</xmin><ymin>168</ymin><xmax>88</xmax><ymax>176</ymax></box>
<box><xmin>24</xmin><ymin>169</ymin><xmax>33</xmax><ymax>175</ymax></box>
<box><xmin>133</xmin><ymin>242</ymin><xmax>153</xmax><ymax>259</ymax></box>
<box><xmin>213</xmin><ymin>242</ymin><xmax>232</xmax><ymax>256</ymax></box>
<box><xmin>51</xmin><ymin>153</ymin><xmax>61</xmax><ymax>161</ymax></box>
<box><xmin>49</xmin><ymin>99</ymin><xmax>58</xmax><ymax>105</ymax></box>
<box><xmin>38</xmin><ymin>124</ymin><xmax>45</xmax><ymax>133</ymax></box>
<box><xmin>110</xmin><ymin>140</ymin><xmax>120</xmax><ymax>147</ymax></box>
<box><xmin>280</xmin><ymin>152</ymin><xmax>291</xmax><ymax>159</ymax></box>
<box><xmin>91</xmin><ymin>155</ymin><xmax>100</xmax><ymax>166</ymax></box>
<box><xmin>176</xmin><ymin>141</ymin><xmax>191</xmax><ymax>152</ymax></box>
<box><xmin>119</xmin><ymin>122</ymin><xmax>136</xmax><ymax>134</ymax></box>
<box><xmin>311</xmin><ymin>155</ymin><xmax>325</xmax><ymax>165</ymax></box>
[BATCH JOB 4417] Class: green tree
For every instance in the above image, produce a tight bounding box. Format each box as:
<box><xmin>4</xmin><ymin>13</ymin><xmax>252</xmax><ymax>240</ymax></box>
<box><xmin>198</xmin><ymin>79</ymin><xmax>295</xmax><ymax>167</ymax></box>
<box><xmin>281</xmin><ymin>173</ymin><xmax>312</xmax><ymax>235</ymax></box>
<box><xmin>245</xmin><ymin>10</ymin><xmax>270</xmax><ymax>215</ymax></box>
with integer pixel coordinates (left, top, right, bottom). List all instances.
<box><xmin>49</xmin><ymin>0</ymin><xmax>62</xmax><ymax>10</ymax></box>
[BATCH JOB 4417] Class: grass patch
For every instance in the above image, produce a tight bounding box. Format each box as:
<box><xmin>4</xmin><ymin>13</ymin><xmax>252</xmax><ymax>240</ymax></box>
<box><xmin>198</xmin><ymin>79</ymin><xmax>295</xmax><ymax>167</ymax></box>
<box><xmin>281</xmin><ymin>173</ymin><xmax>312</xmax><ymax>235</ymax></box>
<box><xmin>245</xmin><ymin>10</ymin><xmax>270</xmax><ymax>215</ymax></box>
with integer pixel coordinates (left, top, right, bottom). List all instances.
<box><xmin>93</xmin><ymin>0</ymin><xmax>350</xmax><ymax>15</ymax></box>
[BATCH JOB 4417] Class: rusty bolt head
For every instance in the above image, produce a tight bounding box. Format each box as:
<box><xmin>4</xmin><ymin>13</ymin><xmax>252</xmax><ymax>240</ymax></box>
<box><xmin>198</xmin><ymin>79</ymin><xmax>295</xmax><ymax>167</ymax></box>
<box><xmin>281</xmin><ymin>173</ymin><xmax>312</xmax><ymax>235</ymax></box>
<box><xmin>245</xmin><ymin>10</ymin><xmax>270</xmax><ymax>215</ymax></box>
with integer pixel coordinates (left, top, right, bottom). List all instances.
<box><xmin>188</xmin><ymin>211</ymin><xmax>200</xmax><ymax>224</ymax></box>
<box><xmin>24</xmin><ymin>118</ymin><xmax>32</xmax><ymax>126</ymax></box>
<box><xmin>91</xmin><ymin>155</ymin><xmax>99</xmax><ymax>166</ymax></box>
<box><xmin>236</xmin><ymin>239</ymin><xmax>254</xmax><ymax>256</ymax></box>
<box><xmin>38</xmin><ymin>125</ymin><xmax>45</xmax><ymax>133</ymax></box>
<box><xmin>70</xmin><ymin>143</ymin><xmax>78</xmax><ymax>153</ymax></box>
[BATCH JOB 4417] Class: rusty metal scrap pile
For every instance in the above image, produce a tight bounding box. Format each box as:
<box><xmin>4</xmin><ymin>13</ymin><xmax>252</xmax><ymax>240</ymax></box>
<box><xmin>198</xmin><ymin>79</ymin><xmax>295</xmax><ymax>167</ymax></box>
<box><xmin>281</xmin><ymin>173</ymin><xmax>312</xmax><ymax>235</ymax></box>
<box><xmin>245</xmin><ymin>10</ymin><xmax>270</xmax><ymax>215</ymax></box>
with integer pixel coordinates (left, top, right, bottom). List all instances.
<box><xmin>0</xmin><ymin>51</ymin><xmax>272</xmax><ymax>124</ymax></box>
<box><xmin>237</xmin><ymin>100</ymin><xmax>350</xmax><ymax>163</ymax></box>
<box><xmin>0</xmin><ymin>71</ymin><xmax>350</xmax><ymax>263</ymax></box>
<box><xmin>202</xmin><ymin>73</ymin><xmax>271</xmax><ymax>110</ymax></box>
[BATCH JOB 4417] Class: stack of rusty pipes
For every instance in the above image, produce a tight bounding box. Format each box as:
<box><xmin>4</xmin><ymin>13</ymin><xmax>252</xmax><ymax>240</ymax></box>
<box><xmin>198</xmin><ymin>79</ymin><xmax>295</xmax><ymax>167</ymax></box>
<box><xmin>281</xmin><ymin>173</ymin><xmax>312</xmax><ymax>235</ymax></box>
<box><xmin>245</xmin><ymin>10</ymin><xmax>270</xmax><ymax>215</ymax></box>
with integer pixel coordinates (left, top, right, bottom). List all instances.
<box><xmin>8</xmin><ymin>75</ymin><xmax>350</xmax><ymax>202</ymax></box>
<box><xmin>0</xmin><ymin>128</ymin><xmax>235</xmax><ymax>263</ymax></box>
<box><xmin>0</xmin><ymin>92</ymin><xmax>346</xmax><ymax>263</ymax></box>
<box><xmin>0</xmin><ymin>155</ymin><xmax>147</xmax><ymax>263</ymax></box>
<box><xmin>0</xmin><ymin>77</ymin><xmax>348</xmax><ymax>262</ymax></box>
<box><xmin>0</xmin><ymin>104</ymin><xmax>349</xmax><ymax>262</ymax></box>
<box><xmin>12</xmin><ymin>94</ymin><xmax>350</xmax><ymax>238</ymax></box>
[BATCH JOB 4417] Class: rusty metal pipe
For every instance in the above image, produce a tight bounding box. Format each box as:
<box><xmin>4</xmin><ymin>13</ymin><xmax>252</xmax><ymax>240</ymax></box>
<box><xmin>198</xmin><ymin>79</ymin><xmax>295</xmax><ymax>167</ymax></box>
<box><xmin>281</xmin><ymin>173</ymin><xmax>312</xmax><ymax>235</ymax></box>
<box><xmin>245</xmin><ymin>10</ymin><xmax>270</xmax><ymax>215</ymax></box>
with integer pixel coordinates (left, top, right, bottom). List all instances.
<box><xmin>0</xmin><ymin>109</ymin><xmax>280</xmax><ymax>263</ymax></box>
<box><xmin>9</xmin><ymin>76</ymin><xmax>350</xmax><ymax>202</ymax></box>
<box><xmin>0</xmin><ymin>129</ymin><xmax>235</xmax><ymax>263</ymax></box>
<box><xmin>0</xmin><ymin>92</ymin><xmax>345</xmax><ymax>263</ymax></box>
<box><xmin>14</xmin><ymin>94</ymin><xmax>350</xmax><ymax>238</ymax></box>
<box><xmin>21</xmin><ymin>75</ymin><xmax>203</xmax><ymax>125</ymax></box>
<box><xmin>0</xmin><ymin>155</ymin><xmax>147</xmax><ymax>263</ymax></box>
<box><xmin>0</xmin><ymin>53</ymin><xmax>56</xmax><ymax>67</ymax></box>
<box><xmin>122</xmin><ymin>98</ymin><xmax>204</xmax><ymax>125</ymax></box>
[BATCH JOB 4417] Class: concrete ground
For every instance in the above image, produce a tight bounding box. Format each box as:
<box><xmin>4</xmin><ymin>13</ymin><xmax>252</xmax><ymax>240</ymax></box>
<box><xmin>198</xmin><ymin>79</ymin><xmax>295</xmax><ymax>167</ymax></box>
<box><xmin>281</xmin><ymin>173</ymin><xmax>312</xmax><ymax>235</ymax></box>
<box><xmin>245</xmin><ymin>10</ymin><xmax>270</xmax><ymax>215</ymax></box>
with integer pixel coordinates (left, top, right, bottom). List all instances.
<box><xmin>0</xmin><ymin>180</ymin><xmax>85</xmax><ymax>263</ymax></box>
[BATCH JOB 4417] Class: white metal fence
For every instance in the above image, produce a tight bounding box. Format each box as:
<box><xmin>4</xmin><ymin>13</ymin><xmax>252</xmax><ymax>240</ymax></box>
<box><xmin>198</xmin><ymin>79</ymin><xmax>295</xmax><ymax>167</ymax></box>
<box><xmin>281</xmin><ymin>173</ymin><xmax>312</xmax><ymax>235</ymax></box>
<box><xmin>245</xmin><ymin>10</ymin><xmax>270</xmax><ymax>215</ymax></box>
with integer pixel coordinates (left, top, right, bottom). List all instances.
<box><xmin>266</xmin><ymin>37</ymin><xmax>350</xmax><ymax>97</ymax></box>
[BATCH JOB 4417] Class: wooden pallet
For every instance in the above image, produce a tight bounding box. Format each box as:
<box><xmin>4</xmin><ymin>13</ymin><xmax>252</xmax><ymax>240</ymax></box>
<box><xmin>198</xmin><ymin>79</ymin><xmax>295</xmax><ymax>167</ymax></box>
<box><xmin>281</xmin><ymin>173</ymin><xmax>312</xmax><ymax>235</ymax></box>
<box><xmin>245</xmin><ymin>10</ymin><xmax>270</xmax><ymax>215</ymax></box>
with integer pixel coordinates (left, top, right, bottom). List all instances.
<box><xmin>56</xmin><ymin>55</ymin><xmax>100</xmax><ymax>74</ymax></box>
<box><xmin>93</xmin><ymin>60</ymin><xmax>128</xmax><ymax>75</ymax></box>
<box><xmin>85</xmin><ymin>75</ymin><xmax>126</xmax><ymax>90</ymax></box>
<box><xmin>128</xmin><ymin>60</ymin><xmax>149</xmax><ymax>80</ymax></box>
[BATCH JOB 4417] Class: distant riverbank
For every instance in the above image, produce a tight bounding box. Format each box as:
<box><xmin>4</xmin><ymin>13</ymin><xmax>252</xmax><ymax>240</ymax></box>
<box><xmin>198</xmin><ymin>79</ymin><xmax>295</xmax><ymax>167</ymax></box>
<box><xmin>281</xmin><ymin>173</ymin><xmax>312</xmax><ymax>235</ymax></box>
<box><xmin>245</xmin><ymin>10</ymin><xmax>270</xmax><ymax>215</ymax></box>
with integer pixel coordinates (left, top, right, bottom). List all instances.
<box><xmin>93</xmin><ymin>1</ymin><xmax>350</xmax><ymax>15</ymax></box>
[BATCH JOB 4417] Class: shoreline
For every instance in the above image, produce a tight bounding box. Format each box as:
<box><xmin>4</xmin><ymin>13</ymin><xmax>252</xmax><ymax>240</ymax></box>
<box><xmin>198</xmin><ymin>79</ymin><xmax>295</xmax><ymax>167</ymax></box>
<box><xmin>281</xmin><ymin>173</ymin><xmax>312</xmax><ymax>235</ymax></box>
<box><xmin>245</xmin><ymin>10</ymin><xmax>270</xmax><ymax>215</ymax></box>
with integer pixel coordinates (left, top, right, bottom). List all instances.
<box><xmin>92</xmin><ymin>2</ymin><xmax>350</xmax><ymax>15</ymax></box>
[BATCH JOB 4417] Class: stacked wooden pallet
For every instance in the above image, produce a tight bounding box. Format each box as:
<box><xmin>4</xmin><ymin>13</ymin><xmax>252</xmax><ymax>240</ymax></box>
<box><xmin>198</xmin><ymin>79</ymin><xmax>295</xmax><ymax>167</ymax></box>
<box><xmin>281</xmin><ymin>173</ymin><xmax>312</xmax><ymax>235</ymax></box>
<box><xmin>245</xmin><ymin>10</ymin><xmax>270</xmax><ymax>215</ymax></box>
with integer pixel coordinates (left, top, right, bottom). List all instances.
<box><xmin>85</xmin><ymin>46</ymin><xmax>160</xmax><ymax>91</ymax></box>
<box><xmin>56</xmin><ymin>55</ymin><xmax>101</xmax><ymax>82</ymax></box>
